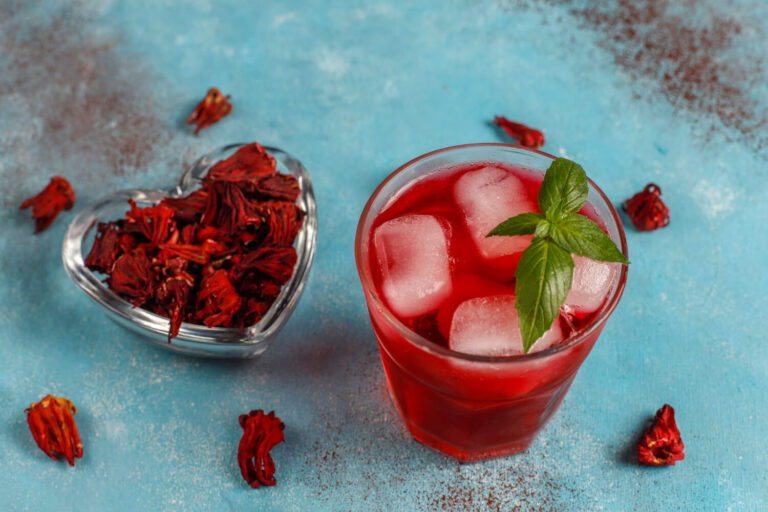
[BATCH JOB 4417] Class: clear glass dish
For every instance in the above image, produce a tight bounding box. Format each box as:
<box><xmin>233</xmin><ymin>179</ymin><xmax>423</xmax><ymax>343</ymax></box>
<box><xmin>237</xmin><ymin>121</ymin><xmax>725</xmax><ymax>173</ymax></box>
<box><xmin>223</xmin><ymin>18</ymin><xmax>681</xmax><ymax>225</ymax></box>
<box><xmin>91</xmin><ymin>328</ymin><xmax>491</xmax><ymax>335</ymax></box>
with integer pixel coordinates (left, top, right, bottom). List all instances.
<box><xmin>62</xmin><ymin>144</ymin><xmax>317</xmax><ymax>358</ymax></box>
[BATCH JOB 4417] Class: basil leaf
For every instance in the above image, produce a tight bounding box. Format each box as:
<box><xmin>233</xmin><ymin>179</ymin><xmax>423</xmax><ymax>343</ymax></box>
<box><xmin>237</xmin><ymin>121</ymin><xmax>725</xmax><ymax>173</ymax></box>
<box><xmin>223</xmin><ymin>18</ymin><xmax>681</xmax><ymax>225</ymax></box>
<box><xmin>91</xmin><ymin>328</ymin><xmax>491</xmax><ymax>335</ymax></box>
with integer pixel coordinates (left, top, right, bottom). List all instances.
<box><xmin>515</xmin><ymin>238</ymin><xmax>574</xmax><ymax>352</ymax></box>
<box><xmin>533</xmin><ymin>219</ymin><xmax>552</xmax><ymax>240</ymax></box>
<box><xmin>538</xmin><ymin>158</ymin><xmax>589</xmax><ymax>215</ymax></box>
<box><xmin>487</xmin><ymin>212</ymin><xmax>545</xmax><ymax>237</ymax></box>
<box><xmin>550</xmin><ymin>213</ymin><xmax>629</xmax><ymax>263</ymax></box>
<box><xmin>545</xmin><ymin>203</ymin><xmax>565</xmax><ymax>224</ymax></box>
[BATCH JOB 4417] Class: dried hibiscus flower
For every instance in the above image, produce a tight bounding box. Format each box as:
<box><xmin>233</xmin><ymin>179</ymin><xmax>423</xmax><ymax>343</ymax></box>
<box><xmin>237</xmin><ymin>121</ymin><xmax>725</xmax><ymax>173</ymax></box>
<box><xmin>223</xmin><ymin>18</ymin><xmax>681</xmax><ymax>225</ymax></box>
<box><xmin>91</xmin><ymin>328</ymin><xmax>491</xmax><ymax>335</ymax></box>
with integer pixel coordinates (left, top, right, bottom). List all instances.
<box><xmin>84</xmin><ymin>222</ymin><xmax>122</xmax><ymax>273</ymax></box>
<box><xmin>238</xmin><ymin>409</ymin><xmax>285</xmax><ymax>488</ymax></box>
<box><xmin>205</xmin><ymin>142</ymin><xmax>276</xmax><ymax>183</ymax></box>
<box><xmin>197</xmin><ymin>269</ymin><xmax>242</xmax><ymax>327</ymax></box>
<box><xmin>107</xmin><ymin>250</ymin><xmax>154</xmax><ymax>306</ymax></box>
<box><xmin>638</xmin><ymin>404</ymin><xmax>685</xmax><ymax>466</ymax></box>
<box><xmin>155</xmin><ymin>268</ymin><xmax>195</xmax><ymax>340</ymax></box>
<box><xmin>26</xmin><ymin>394</ymin><xmax>83</xmax><ymax>466</ymax></box>
<box><xmin>233</xmin><ymin>246</ymin><xmax>298</xmax><ymax>285</ymax></box>
<box><xmin>126</xmin><ymin>201</ymin><xmax>177</xmax><ymax>250</ymax></box>
<box><xmin>84</xmin><ymin>143</ymin><xmax>304</xmax><ymax>340</ymax></box>
<box><xmin>262</xmin><ymin>201</ymin><xmax>305</xmax><ymax>245</ymax></box>
<box><xmin>623</xmin><ymin>183</ymin><xmax>670</xmax><ymax>232</ymax></box>
<box><xmin>187</xmin><ymin>87</ymin><xmax>233</xmax><ymax>135</ymax></box>
<box><xmin>20</xmin><ymin>176</ymin><xmax>76</xmax><ymax>233</ymax></box>
<box><xmin>493</xmin><ymin>116</ymin><xmax>545</xmax><ymax>149</ymax></box>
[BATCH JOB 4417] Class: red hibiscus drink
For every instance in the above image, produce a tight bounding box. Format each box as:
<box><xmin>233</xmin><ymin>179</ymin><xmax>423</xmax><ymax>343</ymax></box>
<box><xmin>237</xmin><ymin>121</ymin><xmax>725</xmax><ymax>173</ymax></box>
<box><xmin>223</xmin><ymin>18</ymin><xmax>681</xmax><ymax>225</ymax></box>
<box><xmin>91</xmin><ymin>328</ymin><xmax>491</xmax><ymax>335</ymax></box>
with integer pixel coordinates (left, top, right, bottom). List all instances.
<box><xmin>355</xmin><ymin>144</ymin><xmax>628</xmax><ymax>461</ymax></box>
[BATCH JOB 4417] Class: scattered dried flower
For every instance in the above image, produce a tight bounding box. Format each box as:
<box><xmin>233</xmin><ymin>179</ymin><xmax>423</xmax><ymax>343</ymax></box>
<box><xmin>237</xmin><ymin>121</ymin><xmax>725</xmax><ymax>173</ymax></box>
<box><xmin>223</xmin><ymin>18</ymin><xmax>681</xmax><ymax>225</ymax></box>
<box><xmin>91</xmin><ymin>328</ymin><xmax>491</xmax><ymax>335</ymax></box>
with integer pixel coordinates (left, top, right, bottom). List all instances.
<box><xmin>493</xmin><ymin>116</ymin><xmax>545</xmax><ymax>149</ymax></box>
<box><xmin>237</xmin><ymin>410</ymin><xmax>285</xmax><ymax>489</ymax></box>
<box><xmin>638</xmin><ymin>404</ymin><xmax>685</xmax><ymax>466</ymax></box>
<box><xmin>20</xmin><ymin>176</ymin><xmax>76</xmax><ymax>233</ymax></box>
<box><xmin>25</xmin><ymin>394</ymin><xmax>83</xmax><ymax>466</ymax></box>
<box><xmin>186</xmin><ymin>87</ymin><xmax>233</xmax><ymax>135</ymax></box>
<box><xmin>623</xmin><ymin>183</ymin><xmax>670</xmax><ymax>231</ymax></box>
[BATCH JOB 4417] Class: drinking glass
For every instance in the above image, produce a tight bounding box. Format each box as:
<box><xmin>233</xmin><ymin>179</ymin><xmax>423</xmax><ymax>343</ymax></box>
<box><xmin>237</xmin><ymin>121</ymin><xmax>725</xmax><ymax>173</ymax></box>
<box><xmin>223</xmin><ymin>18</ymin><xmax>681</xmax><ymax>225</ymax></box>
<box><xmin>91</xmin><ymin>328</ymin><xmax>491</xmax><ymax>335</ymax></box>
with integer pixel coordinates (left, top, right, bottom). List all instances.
<box><xmin>355</xmin><ymin>144</ymin><xmax>628</xmax><ymax>460</ymax></box>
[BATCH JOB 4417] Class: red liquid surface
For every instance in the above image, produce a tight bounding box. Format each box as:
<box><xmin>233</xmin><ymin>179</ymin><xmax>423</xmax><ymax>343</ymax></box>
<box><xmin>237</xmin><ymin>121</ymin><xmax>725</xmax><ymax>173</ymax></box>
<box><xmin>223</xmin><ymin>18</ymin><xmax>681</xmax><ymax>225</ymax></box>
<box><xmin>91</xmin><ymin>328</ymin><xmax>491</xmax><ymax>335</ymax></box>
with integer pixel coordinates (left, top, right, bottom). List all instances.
<box><xmin>365</xmin><ymin>162</ymin><xmax>615</xmax><ymax>460</ymax></box>
<box><xmin>370</xmin><ymin>162</ymin><xmax>606</xmax><ymax>346</ymax></box>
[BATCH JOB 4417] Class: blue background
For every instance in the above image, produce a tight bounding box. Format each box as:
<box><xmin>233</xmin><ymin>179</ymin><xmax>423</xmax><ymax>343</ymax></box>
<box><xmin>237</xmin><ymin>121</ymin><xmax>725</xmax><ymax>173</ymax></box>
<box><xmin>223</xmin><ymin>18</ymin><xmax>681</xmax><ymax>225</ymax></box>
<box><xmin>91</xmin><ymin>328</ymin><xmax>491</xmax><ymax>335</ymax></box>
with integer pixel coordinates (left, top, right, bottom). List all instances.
<box><xmin>1</xmin><ymin>1</ymin><xmax>766</xmax><ymax>510</ymax></box>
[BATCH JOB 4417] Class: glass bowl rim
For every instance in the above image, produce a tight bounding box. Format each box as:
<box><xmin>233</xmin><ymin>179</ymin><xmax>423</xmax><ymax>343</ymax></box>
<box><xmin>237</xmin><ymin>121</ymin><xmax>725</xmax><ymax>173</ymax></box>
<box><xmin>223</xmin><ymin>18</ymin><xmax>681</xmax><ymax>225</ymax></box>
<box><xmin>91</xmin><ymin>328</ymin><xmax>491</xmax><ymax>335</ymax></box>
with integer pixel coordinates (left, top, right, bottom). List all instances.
<box><xmin>354</xmin><ymin>142</ymin><xmax>628</xmax><ymax>364</ymax></box>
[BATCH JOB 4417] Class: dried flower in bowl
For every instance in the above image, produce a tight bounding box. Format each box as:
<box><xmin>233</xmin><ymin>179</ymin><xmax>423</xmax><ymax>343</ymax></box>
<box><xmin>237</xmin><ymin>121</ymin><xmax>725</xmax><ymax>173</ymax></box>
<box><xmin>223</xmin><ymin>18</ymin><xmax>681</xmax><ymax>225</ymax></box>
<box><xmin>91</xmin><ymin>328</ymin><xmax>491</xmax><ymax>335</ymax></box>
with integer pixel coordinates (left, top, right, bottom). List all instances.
<box><xmin>62</xmin><ymin>143</ymin><xmax>317</xmax><ymax>358</ymax></box>
<box><xmin>82</xmin><ymin>143</ymin><xmax>303</xmax><ymax>341</ymax></box>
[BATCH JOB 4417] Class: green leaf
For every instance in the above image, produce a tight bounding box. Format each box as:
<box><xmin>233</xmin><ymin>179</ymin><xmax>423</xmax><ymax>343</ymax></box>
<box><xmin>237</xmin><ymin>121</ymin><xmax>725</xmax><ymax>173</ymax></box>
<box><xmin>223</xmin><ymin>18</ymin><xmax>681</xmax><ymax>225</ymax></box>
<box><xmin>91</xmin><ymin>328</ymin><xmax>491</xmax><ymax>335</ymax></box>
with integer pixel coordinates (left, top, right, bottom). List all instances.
<box><xmin>515</xmin><ymin>238</ymin><xmax>574</xmax><ymax>353</ymax></box>
<box><xmin>545</xmin><ymin>203</ymin><xmax>565</xmax><ymax>224</ymax></box>
<box><xmin>533</xmin><ymin>219</ymin><xmax>552</xmax><ymax>240</ymax></box>
<box><xmin>550</xmin><ymin>213</ymin><xmax>629</xmax><ymax>263</ymax></box>
<box><xmin>538</xmin><ymin>158</ymin><xmax>589</xmax><ymax>215</ymax></box>
<box><xmin>485</xmin><ymin>156</ymin><xmax>625</xmax><ymax>352</ymax></box>
<box><xmin>487</xmin><ymin>212</ymin><xmax>545</xmax><ymax>237</ymax></box>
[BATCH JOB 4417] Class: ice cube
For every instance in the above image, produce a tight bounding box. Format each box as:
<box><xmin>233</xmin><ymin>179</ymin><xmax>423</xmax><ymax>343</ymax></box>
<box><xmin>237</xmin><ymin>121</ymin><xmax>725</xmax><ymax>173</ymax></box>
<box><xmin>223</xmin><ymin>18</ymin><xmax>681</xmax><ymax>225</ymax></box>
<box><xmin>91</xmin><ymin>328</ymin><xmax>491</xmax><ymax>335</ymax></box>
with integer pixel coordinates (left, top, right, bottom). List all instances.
<box><xmin>453</xmin><ymin>166</ymin><xmax>538</xmax><ymax>260</ymax></box>
<box><xmin>436</xmin><ymin>273</ymin><xmax>517</xmax><ymax>339</ymax></box>
<box><xmin>448</xmin><ymin>295</ymin><xmax>563</xmax><ymax>356</ymax></box>
<box><xmin>373</xmin><ymin>214</ymin><xmax>452</xmax><ymax>318</ymax></box>
<box><xmin>565</xmin><ymin>255</ymin><xmax>618</xmax><ymax>315</ymax></box>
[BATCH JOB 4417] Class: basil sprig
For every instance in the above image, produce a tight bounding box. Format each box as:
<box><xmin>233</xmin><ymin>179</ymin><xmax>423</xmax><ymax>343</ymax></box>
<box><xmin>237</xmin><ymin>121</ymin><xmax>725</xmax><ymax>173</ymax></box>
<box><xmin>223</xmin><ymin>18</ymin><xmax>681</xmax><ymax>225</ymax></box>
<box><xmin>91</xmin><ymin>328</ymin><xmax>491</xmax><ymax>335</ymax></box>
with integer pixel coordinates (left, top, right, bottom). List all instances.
<box><xmin>488</xmin><ymin>158</ymin><xmax>628</xmax><ymax>352</ymax></box>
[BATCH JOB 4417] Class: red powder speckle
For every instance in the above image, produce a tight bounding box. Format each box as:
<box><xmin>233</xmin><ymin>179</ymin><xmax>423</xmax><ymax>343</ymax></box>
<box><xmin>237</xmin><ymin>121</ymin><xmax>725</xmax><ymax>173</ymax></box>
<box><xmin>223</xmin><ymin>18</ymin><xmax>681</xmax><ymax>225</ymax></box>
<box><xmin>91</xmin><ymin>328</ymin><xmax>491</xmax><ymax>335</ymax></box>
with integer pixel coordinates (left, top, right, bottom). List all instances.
<box><xmin>421</xmin><ymin>465</ymin><xmax>578</xmax><ymax>512</ymax></box>
<box><xmin>573</xmin><ymin>0</ymin><xmax>765</xmax><ymax>146</ymax></box>
<box><xmin>0</xmin><ymin>1</ymin><xmax>172</xmax><ymax>204</ymax></box>
<box><xmin>512</xmin><ymin>0</ymin><xmax>768</xmax><ymax>154</ymax></box>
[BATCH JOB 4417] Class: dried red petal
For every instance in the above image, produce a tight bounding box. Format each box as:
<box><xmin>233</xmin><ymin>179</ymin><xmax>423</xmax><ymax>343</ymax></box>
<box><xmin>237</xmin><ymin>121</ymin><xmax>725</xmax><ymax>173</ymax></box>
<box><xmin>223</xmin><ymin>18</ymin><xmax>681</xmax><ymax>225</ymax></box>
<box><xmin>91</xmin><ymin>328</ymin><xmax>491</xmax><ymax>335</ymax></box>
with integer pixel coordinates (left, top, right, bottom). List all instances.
<box><xmin>107</xmin><ymin>250</ymin><xmax>154</xmax><ymax>306</ymax></box>
<box><xmin>202</xmin><ymin>181</ymin><xmax>264</xmax><ymax>234</ymax></box>
<box><xmin>178</xmin><ymin>224</ymin><xmax>197</xmax><ymax>244</ymax></box>
<box><xmin>623</xmin><ymin>184</ymin><xmax>670</xmax><ymax>232</ymax></box>
<box><xmin>196</xmin><ymin>269</ymin><xmax>242</xmax><ymax>327</ymax></box>
<box><xmin>195</xmin><ymin>225</ymin><xmax>224</xmax><ymax>242</ymax></box>
<box><xmin>233</xmin><ymin>246</ymin><xmax>297</xmax><ymax>285</ymax></box>
<box><xmin>160</xmin><ymin>190</ymin><xmax>208</xmax><ymax>223</ymax></box>
<box><xmin>254</xmin><ymin>174</ymin><xmax>301</xmax><ymax>202</ymax></box>
<box><xmin>126</xmin><ymin>200</ymin><xmax>177</xmax><ymax>249</ymax></box>
<box><xmin>118</xmin><ymin>232</ymin><xmax>139</xmax><ymax>253</ymax></box>
<box><xmin>154</xmin><ymin>256</ymin><xmax>188</xmax><ymax>277</ymax></box>
<box><xmin>25</xmin><ymin>394</ymin><xmax>83</xmax><ymax>466</ymax></box>
<box><xmin>493</xmin><ymin>116</ymin><xmax>545</xmax><ymax>149</ymax></box>
<box><xmin>155</xmin><ymin>271</ymin><xmax>195</xmax><ymax>341</ymax></box>
<box><xmin>241</xmin><ymin>298</ymin><xmax>272</xmax><ymax>326</ymax></box>
<box><xmin>237</xmin><ymin>410</ymin><xmax>285</xmax><ymax>488</ymax></box>
<box><xmin>85</xmin><ymin>222</ymin><xmax>122</xmax><ymax>273</ymax></box>
<box><xmin>158</xmin><ymin>239</ymin><xmax>229</xmax><ymax>265</ymax></box>
<box><xmin>186</xmin><ymin>87</ymin><xmax>233</xmax><ymax>135</ymax></box>
<box><xmin>20</xmin><ymin>176</ymin><xmax>76</xmax><ymax>233</ymax></box>
<box><xmin>239</xmin><ymin>276</ymin><xmax>282</xmax><ymax>300</ymax></box>
<box><xmin>638</xmin><ymin>404</ymin><xmax>685</xmax><ymax>466</ymax></box>
<box><xmin>259</xmin><ymin>201</ymin><xmax>304</xmax><ymax>246</ymax></box>
<box><xmin>205</xmin><ymin>143</ymin><xmax>276</xmax><ymax>184</ymax></box>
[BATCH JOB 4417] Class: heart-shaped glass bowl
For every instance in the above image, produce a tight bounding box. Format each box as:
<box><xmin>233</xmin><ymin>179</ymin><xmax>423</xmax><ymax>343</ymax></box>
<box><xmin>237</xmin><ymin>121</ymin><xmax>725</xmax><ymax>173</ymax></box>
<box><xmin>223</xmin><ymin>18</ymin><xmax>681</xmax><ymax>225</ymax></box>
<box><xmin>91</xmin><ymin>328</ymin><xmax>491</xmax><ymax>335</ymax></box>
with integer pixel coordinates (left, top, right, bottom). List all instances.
<box><xmin>62</xmin><ymin>144</ymin><xmax>317</xmax><ymax>358</ymax></box>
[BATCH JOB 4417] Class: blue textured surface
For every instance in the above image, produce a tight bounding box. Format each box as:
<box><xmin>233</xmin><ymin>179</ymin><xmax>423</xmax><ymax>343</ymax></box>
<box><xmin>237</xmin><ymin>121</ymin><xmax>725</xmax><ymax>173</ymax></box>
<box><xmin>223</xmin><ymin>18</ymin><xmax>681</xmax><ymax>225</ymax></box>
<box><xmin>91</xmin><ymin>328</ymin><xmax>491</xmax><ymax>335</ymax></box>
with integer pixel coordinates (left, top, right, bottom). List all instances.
<box><xmin>1</xmin><ymin>1</ymin><xmax>767</xmax><ymax>510</ymax></box>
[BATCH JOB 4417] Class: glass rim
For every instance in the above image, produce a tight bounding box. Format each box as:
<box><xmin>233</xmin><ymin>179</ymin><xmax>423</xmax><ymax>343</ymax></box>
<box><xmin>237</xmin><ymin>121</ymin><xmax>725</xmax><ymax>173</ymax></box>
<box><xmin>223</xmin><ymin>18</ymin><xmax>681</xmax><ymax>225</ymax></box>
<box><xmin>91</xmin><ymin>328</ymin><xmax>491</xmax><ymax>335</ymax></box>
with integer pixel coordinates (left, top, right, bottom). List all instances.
<box><xmin>354</xmin><ymin>143</ymin><xmax>629</xmax><ymax>364</ymax></box>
